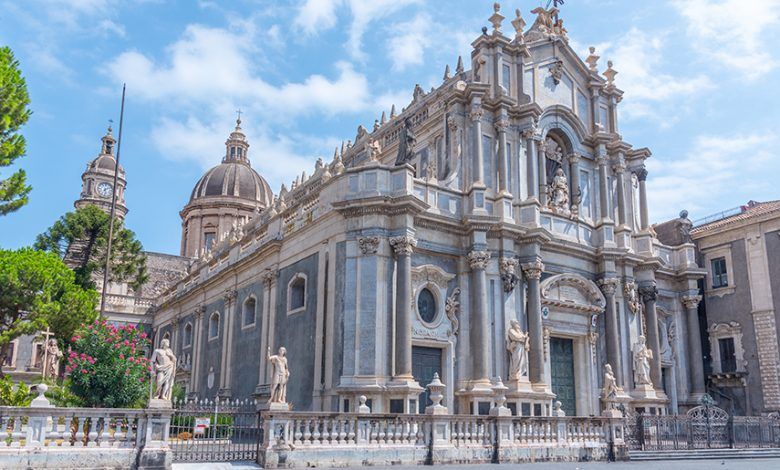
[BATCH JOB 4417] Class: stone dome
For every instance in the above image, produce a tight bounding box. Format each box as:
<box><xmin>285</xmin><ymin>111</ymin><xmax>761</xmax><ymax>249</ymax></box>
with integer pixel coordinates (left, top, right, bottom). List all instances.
<box><xmin>92</xmin><ymin>154</ymin><xmax>123</xmax><ymax>172</ymax></box>
<box><xmin>189</xmin><ymin>161</ymin><xmax>273</xmax><ymax>206</ymax></box>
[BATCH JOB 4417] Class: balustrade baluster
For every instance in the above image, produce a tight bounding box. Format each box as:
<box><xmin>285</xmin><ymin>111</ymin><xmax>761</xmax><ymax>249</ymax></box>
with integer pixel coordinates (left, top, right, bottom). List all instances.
<box><xmin>74</xmin><ymin>416</ymin><xmax>86</xmax><ymax>447</ymax></box>
<box><xmin>86</xmin><ymin>417</ymin><xmax>98</xmax><ymax>447</ymax></box>
<box><xmin>10</xmin><ymin>416</ymin><xmax>23</xmax><ymax>447</ymax></box>
<box><xmin>124</xmin><ymin>416</ymin><xmax>135</xmax><ymax>448</ymax></box>
<box><xmin>347</xmin><ymin>418</ymin><xmax>356</xmax><ymax>444</ymax></box>
<box><xmin>47</xmin><ymin>416</ymin><xmax>60</xmax><ymax>447</ymax></box>
<box><xmin>113</xmin><ymin>417</ymin><xmax>125</xmax><ymax>447</ymax></box>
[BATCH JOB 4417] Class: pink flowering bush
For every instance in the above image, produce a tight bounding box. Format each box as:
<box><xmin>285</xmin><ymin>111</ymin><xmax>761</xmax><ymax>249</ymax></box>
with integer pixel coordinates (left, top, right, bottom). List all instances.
<box><xmin>67</xmin><ymin>319</ymin><xmax>152</xmax><ymax>408</ymax></box>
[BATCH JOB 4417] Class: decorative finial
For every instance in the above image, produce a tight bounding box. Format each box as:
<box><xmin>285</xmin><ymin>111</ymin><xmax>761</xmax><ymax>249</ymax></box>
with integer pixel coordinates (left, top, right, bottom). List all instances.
<box><xmin>236</xmin><ymin>108</ymin><xmax>243</xmax><ymax>128</ymax></box>
<box><xmin>456</xmin><ymin>56</ymin><xmax>464</xmax><ymax>74</ymax></box>
<box><xmin>603</xmin><ymin>60</ymin><xmax>617</xmax><ymax>85</ymax></box>
<box><xmin>586</xmin><ymin>46</ymin><xmax>600</xmax><ymax>72</ymax></box>
<box><xmin>107</xmin><ymin>119</ymin><xmax>114</xmax><ymax>134</ymax></box>
<box><xmin>373</xmin><ymin>119</ymin><xmax>380</xmax><ymax>131</ymax></box>
<box><xmin>489</xmin><ymin>3</ymin><xmax>505</xmax><ymax>34</ymax></box>
<box><xmin>390</xmin><ymin>104</ymin><xmax>397</xmax><ymax>119</ymax></box>
<box><xmin>511</xmin><ymin>9</ymin><xmax>526</xmax><ymax>42</ymax></box>
<box><xmin>443</xmin><ymin>64</ymin><xmax>451</xmax><ymax>81</ymax></box>
<box><xmin>380</xmin><ymin>111</ymin><xmax>387</xmax><ymax>125</ymax></box>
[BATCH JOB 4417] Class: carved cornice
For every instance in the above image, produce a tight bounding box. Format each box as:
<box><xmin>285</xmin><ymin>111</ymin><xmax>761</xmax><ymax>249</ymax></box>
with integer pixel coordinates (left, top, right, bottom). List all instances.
<box><xmin>358</xmin><ymin>236</ymin><xmax>380</xmax><ymax>255</ymax></box>
<box><xmin>389</xmin><ymin>235</ymin><xmax>417</xmax><ymax>256</ymax></box>
<box><xmin>639</xmin><ymin>283</ymin><xmax>658</xmax><ymax>302</ymax></box>
<box><xmin>521</xmin><ymin>260</ymin><xmax>544</xmax><ymax>280</ymax></box>
<box><xmin>682</xmin><ymin>295</ymin><xmax>702</xmax><ymax>310</ymax></box>
<box><xmin>467</xmin><ymin>250</ymin><xmax>491</xmax><ymax>270</ymax></box>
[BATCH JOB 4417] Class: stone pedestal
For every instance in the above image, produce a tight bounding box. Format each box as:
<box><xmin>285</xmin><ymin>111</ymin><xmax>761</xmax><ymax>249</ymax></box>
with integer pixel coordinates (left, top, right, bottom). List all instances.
<box><xmin>387</xmin><ymin>378</ymin><xmax>423</xmax><ymax>414</ymax></box>
<box><xmin>147</xmin><ymin>398</ymin><xmax>172</xmax><ymax>410</ymax></box>
<box><xmin>257</xmin><ymin>401</ymin><xmax>291</xmax><ymax>412</ymax></box>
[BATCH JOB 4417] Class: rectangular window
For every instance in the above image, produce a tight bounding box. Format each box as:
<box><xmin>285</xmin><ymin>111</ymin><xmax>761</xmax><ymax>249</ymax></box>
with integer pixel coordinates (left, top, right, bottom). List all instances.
<box><xmin>482</xmin><ymin>135</ymin><xmax>494</xmax><ymax>189</ymax></box>
<box><xmin>502</xmin><ymin>63</ymin><xmax>511</xmax><ymax>92</ymax></box>
<box><xmin>204</xmin><ymin>232</ymin><xmax>216</xmax><ymax>251</ymax></box>
<box><xmin>711</xmin><ymin>257</ymin><xmax>728</xmax><ymax>288</ymax></box>
<box><xmin>719</xmin><ymin>337</ymin><xmax>737</xmax><ymax>372</ymax></box>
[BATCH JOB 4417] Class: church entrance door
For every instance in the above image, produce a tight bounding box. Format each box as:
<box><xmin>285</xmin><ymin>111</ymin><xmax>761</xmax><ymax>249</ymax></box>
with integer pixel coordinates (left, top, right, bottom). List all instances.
<box><xmin>550</xmin><ymin>337</ymin><xmax>576</xmax><ymax>416</ymax></box>
<box><xmin>412</xmin><ymin>346</ymin><xmax>442</xmax><ymax>414</ymax></box>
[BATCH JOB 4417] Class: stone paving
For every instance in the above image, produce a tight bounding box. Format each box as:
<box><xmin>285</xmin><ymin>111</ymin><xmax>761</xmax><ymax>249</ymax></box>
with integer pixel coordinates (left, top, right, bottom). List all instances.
<box><xmin>172</xmin><ymin>458</ymin><xmax>780</xmax><ymax>470</ymax></box>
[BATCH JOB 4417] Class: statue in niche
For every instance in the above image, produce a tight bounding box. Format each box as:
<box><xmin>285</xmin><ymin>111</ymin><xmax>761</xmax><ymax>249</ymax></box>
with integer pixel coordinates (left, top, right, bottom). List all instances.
<box><xmin>506</xmin><ymin>320</ymin><xmax>530</xmax><ymax>380</ymax></box>
<box><xmin>267</xmin><ymin>346</ymin><xmax>290</xmax><ymax>404</ymax></box>
<box><xmin>601</xmin><ymin>363</ymin><xmax>620</xmax><ymax>400</ymax></box>
<box><xmin>632</xmin><ymin>335</ymin><xmax>653</xmax><ymax>386</ymax></box>
<box><xmin>151</xmin><ymin>338</ymin><xmax>177</xmax><ymax>402</ymax></box>
<box><xmin>43</xmin><ymin>338</ymin><xmax>62</xmax><ymax>379</ymax></box>
<box><xmin>549</xmin><ymin>167</ymin><xmax>570</xmax><ymax>214</ymax></box>
<box><xmin>394</xmin><ymin>117</ymin><xmax>416</xmax><ymax>166</ymax></box>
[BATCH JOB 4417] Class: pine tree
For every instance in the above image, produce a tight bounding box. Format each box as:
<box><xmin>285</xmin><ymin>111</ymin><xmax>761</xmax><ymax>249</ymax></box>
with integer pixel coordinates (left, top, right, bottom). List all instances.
<box><xmin>0</xmin><ymin>46</ymin><xmax>32</xmax><ymax>215</ymax></box>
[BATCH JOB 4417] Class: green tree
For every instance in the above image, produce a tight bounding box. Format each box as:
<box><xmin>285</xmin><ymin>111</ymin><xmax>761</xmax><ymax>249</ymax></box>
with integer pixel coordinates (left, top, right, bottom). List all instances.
<box><xmin>34</xmin><ymin>205</ymin><xmax>148</xmax><ymax>291</ymax></box>
<box><xmin>0</xmin><ymin>248</ymin><xmax>98</xmax><ymax>369</ymax></box>
<box><xmin>67</xmin><ymin>319</ymin><xmax>152</xmax><ymax>408</ymax></box>
<box><xmin>0</xmin><ymin>46</ymin><xmax>32</xmax><ymax>215</ymax></box>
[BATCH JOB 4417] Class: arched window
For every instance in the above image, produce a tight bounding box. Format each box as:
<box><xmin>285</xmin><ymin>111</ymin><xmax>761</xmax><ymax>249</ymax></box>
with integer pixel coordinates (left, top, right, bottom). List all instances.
<box><xmin>417</xmin><ymin>287</ymin><xmax>437</xmax><ymax>324</ymax></box>
<box><xmin>183</xmin><ymin>323</ymin><xmax>193</xmax><ymax>348</ymax></box>
<box><xmin>287</xmin><ymin>274</ymin><xmax>307</xmax><ymax>313</ymax></box>
<box><xmin>209</xmin><ymin>312</ymin><xmax>220</xmax><ymax>340</ymax></box>
<box><xmin>242</xmin><ymin>296</ymin><xmax>256</xmax><ymax>328</ymax></box>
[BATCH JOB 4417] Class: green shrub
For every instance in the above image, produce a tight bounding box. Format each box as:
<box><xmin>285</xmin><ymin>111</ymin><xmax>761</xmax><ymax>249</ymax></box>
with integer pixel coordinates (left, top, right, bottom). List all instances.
<box><xmin>0</xmin><ymin>376</ymin><xmax>32</xmax><ymax>406</ymax></box>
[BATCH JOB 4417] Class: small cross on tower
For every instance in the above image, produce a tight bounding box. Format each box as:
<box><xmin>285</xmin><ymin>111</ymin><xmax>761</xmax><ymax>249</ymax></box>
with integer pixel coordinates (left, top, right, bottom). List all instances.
<box><xmin>236</xmin><ymin>108</ymin><xmax>243</xmax><ymax>126</ymax></box>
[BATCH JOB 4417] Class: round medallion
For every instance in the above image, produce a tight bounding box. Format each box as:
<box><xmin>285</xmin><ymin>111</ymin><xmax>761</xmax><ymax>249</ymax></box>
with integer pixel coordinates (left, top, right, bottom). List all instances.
<box><xmin>97</xmin><ymin>182</ymin><xmax>113</xmax><ymax>198</ymax></box>
<box><xmin>417</xmin><ymin>288</ymin><xmax>437</xmax><ymax>324</ymax></box>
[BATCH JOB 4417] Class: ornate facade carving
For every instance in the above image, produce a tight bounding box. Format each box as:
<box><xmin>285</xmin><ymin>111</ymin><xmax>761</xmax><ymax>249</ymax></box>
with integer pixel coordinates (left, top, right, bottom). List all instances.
<box><xmin>521</xmin><ymin>260</ymin><xmax>544</xmax><ymax>280</ymax></box>
<box><xmin>410</xmin><ymin>265</ymin><xmax>456</xmax><ymax>289</ymax></box>
<box><xmin>389</xmin><ymin>235</ymin><xmax>417</xmax><ymax>256</ymax></box>
<box><xmin>499</xmin><ymin>257</ymin><xmax>519</xmax><ymax>293</ymax></box>
<box><xmin>445</xmin><ymin>288</ymin><xmax>461</xmax><ymax>336</ymax></box>
<box><xmin>467</xmin><ymin>250</ymin><xmax>491</xmax><ymax>270</ymax></box>
<box><xmin>708</xmin><ymin>322</ymin><xmax>747</xmax><ymax>374</ymax></box>
<box><xmin>541</xmin><ymin>273</ymin><xmax>606</xmax><ymax>312</ymax></box>
<box><xmin>223</xmin><ymin>289</ymin><xmax>237</xmax><ymax>305</ymax></box>
<box><xmin>682</xmin><ymin>294</ymin><xmax>702</xmax><ymax>311</ymax></box>
<box><xmin>358</xmin><ymin>236</ymin><xmax>380</xmax><ymax>255</ymax></box>
<box><xmin>597</xmin><ymin>278</ymin><xmax>620</xmax><ymax>296</ymax></box>
<box><xmin>639</xmin><ymin>283</ymin><xmax>658</xmax><ymax>303</ymax></box>
<box><xmin>624</xmin><ymin>280</ymin><xmax>641</xmax><ymax>315</ymax></box>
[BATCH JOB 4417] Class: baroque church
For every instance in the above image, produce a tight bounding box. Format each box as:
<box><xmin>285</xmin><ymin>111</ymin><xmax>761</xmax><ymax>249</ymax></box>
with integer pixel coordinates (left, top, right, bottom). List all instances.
<box><xmin>150</xmin><ymin>5</ymin><xmax>707</xmax><ymax>417</ymax></box>
<box><xmin>4</xmin><ymin>5</ymin><xmax>714</xmax><ymax>418</ymax></box>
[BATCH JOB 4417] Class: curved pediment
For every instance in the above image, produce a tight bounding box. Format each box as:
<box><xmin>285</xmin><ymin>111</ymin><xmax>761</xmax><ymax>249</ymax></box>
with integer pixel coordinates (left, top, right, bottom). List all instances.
<box><xmin>411</xmin><ymin>264</ymin><xmax>455</xmax><ymax>289</ymax></box>
<box><xmin>540</xmin><ymin>273</ymin><xmax>606</xmax><ymax>313</ymax></box>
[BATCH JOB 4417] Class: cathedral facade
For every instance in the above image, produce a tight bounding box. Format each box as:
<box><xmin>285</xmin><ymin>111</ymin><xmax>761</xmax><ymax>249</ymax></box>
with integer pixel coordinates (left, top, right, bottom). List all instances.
<box><xmin>144</xmin><ymin>5</ymin><xmax>707</xmax><ymax>417</ymax></box>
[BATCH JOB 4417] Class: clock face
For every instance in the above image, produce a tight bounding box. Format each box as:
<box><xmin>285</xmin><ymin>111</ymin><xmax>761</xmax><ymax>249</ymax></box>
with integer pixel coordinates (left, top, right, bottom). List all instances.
<box><xmin>97</xmin><ymin>182</ymin><xmax>113</xmax><ymax>198</ymax></box>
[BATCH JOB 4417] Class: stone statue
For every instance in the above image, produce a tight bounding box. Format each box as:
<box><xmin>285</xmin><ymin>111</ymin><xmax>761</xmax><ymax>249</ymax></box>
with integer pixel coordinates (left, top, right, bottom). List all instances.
<box><xmin>632</xmin><ymin>335</ymin><xmax>653</xmax><ymax>386</ymax></box>
<box><xmin>43</xmin><ymin>339</ymin><xmax>62</xmax><ymax>379</ymax></box>
<box><xmin>549</xmin><ymin>167</ymin><xmax>570</xmax><ymax>213</ymax></box>
<box><xmin>151</xmin><ymin>338</ymin><xmax>177</xmax><ymax>402</ymax></box>
<box><xmin>267</xmin><ymin>346</ymin><xmax>290</xmax><ymax>404</ymax></box>
<box><xmin>678</xmin><ymin>209</ymin><xmax>693</xmax><ymax>243</ymax></box>
<box><xmin>506</xmin><ymin>319</ymin><xmax>530</xmax><ymax>380</ymax></box>
<box><xmin>529</xmin><ymin>7</ymin><xmax>555</xmax><ymax>35</ymax></box>
<box><xmin>601</xmin><ymin>364</ymin><xmax>619</xmax><ymax>399</ymax></box>
<box><xmin>395</xmin><ymin>118</ymin><xmax>416</xmax><ymax>166</ymax></box>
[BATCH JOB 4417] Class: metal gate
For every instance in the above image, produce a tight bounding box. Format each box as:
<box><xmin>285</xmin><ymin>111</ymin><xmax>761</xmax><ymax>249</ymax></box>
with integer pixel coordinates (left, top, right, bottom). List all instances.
<box><xmin>170</xmin><ymin>398</ymin><xmax>261</xmax><ymax>462</ymax></box>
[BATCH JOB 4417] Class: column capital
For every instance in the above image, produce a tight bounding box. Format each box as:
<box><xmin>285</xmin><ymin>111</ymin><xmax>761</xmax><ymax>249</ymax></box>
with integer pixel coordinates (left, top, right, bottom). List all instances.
<box><xmin>597</xmin><ymin>278</ymin><xmax>620</xmax><ymax>296</ymax></box>
<box><xmin>262</xmin><ymin>269</ymin><xmax>277</xmax><ymax>288</ymax></box>
<box><xmin>447</xmin><ymin>115</ymin><xmax>459</xmax><ymax>131</ymax></box>
<box><xmin>612</xmin><ymin>161</ymin><xmax>626</xmax><ymax>174</ymax></box>
<box><xmin>634</xmin><ymin>167</ymin><xmax>648</xmax><ymax>182</ymax></box>
<box><xmin>596</xmin><ymin>156</ymin><xmax>608</xmax><ymax>166</ymax></box>
<box><xmin>389</xmin><ymin>235</ymin><xmax>417</xmax><ymax>256</ymax></box>
<box><xmin>469</xmin><ymin>107</ymin><xmax>484</xmax><ymax>122</ymax></box>
<box><xmin>495</xmin><ymin>118</ymin><xmax>510</xmax><ymax>132</ymax></box>
<box><xmin>682</xmin><ymin>295</ymin><xmax>702</xmax><ymax>310</ymax></box>
<box><xmin>467</xmin><ymin>250</ymin><xmax>491</xmax><ymax>270</ymax></box>
<box><xmin>639</xmin><ymin>283</ymin><xmax>658</xmax><ymax>302</ymax></box>
<box><xmin>521</xmin><ymin>260</ymin><xmax>544</xmax><ymax>279</ymax></box>
<box><xmin>194</xmin><ymin>305</ymin><xmax>206</xmax><ymax>320</ymax></box>
<box><xmin>223</xmin><ymin>289</ymin><xmax>237</xmax><ymax>305</ymax></box>
<box><xmin>172</xmin><ymin>315</ymin><xmax>181</xmax><ymax>328</ymax></box>
<box><xmin>358</xmin><ymin>236</ymin><xmax>380</xmax><ymax>255</ymax></box>
<box><xmin>567</xmin><ymin>152</ymin><xmax>582</xmax><ymax>164</ymax></box>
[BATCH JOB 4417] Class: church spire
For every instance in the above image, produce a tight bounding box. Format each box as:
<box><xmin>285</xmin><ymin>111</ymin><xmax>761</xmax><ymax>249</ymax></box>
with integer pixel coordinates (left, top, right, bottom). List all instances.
<box><xmin>223</xmin><ymin>112</ymin><xmax>250</xmax><ymax>165</ymax></box>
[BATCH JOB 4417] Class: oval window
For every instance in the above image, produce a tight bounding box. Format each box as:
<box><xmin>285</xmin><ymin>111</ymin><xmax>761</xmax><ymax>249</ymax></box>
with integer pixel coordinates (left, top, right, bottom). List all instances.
<box><xmin>417</xmin><ymin>288</ymin><xmax>437</xmax><ymax>323</ymax></box>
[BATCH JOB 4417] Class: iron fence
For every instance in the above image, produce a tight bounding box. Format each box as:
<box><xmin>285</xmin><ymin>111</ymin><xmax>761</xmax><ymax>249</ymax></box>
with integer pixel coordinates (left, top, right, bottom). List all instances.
<box><xmin>626</xmin><ymin>404</ymin><xmax>780</xmax><ymax>451</ymax></box>
<box><xmin>170</xmin><ymin>398</ymin><xmax>261</xmax><ymax>462</ymax></box>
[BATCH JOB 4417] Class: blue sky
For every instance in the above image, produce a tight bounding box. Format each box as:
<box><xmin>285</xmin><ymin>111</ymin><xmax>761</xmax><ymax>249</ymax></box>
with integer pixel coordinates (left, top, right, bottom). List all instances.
<box><xmin>1</xmin><ymin>0</ymin><xmax>779</xmax><ymax>255</ymax></box>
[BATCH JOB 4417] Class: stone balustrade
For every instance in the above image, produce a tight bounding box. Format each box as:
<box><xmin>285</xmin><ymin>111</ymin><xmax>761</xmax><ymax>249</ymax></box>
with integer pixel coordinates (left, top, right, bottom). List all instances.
<box><xmin>259</xmin><ymin>411</ymin><xmax>625</xmax><ymax>468</ymax></box>
<box><xmin>0</xmin><ymin>405</ymin><xmax>172</xmax><ymax>469</ymax></box>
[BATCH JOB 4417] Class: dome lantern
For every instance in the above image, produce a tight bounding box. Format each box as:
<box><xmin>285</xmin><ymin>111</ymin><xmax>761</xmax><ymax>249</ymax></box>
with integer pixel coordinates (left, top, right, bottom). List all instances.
<box><xmin>224</xmin><ymin>113</ymin><xmax>250</xmax><ymax>165</ymax></box>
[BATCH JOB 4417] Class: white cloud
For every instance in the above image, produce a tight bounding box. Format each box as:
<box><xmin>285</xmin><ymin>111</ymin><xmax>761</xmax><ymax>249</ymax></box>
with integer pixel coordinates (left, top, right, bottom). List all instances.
<box><xmin>386</xmin><ymin>13</ymin><xmax>430</xmax><ymax>71</ymax></box>
<box><xmin>673</xmin><ymin>0</ymin><xmax>780</xmax><ymax>80</ymax></box>
<box><xmin>647</xmin><ymin>132</ymin><xmax>778</xmax><ymax>222</ymax></box>
<box><xmin>607</xmin><ymin>28</ymin><xmax>715</xmax><ymax>123</ymax></box>
<box><xmin>294</xmin><ymin>0</ymin><xmax>342</xmax><ymax>35</ymax></box>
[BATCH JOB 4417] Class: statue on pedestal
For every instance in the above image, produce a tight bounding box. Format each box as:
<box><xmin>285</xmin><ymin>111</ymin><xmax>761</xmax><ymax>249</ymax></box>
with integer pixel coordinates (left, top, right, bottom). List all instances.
<box><xmin>506</xmin><ymin>319</ymin><xmax>530</xmax><ymax>380</ymax></box>
<box><xmin>601</xmin><ymin>364</ymin><xmax>620</xmax><ymax>400</ymax></box>
<box><xmin>632</xmin><ymin>335</ymin><xmax>653</xmax><ymax>386</ymax></box>
<box><xmin>43</xmin><ymin>339</ymin><xmax>62</xmax><ymax>379</ymax></box>
<box><xmin>267</xmin><ymin>347</ymin><xmax>290</xmax><ymax>404</ymax></box>
<box><xmin>151</xmin><ymin>338</ymin><xmax>177</xmax><ymax>402</ymax></box>
<box><xmin>549</xmin><ymin>167</ymin><xmax>570</xmax><ymax>214</ymax></box>
<box><xmin>394</xmin><ymin>118</ymin><xmax>416</xmax><ymax>166</ymax></box>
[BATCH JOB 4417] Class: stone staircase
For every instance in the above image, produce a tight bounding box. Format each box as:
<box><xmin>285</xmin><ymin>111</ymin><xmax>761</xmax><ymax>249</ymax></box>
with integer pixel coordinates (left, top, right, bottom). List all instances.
<box><xmin>630</xmin><ymin>447</ymin><xmax>780</xmax><ymax>461</ymax></box>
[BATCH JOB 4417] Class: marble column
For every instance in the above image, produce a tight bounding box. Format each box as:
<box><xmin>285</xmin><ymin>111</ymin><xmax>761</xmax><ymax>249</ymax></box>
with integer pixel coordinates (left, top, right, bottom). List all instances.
<box><xmin>597</xmin><ymin>156</ymin><xmax>611</xmax><ymax>221</ymax></box>
<box><xmin>639</xmin><ymin>283</ymin><xmax>663</xmax><ymax>389</ymax></box>
<box><xmin>538</xmin><ymin>141</ymin><xmax>548</xmax><ymax>206</ymax></box>
<box><xmin>568</xmin><ymin>153</ymin><xmax>581</xmax><ymax>216</ymax></box>
<box><xmin>171</xmin><ymin>316</ymin><xmax>180</xmax><ymax>355</ymax></box>
<box><xmin>522</xmin><ymin>261</ymin><xmax>545</xmax><ymax>384</ymax></box>
<box><xmin>190</xmin><ymin>306</ymin><xmax>205</xmax><ymax>395</ymax></box>
<box><xmin>257</xmin><ymin>272</ymin><xmax>275</xmax><ymax>389</ymax></box>
<box><xmin>636</xmin><ymin>167</ymin><xmax>649</xmax><ymax>230</ymax></box>
<box><xmin>683</xmin><ymin>295</ymin><xmax>706</xmax><ymax>397</ymax></box>
<box><xmin>470</xmin><ymin>107</ymin><xmax>485</xmax><ymax>186</ymax></box>
<box><xmin>613</xmin><ymin>161</ymin><xmax>627</xmax><ymax>227</ymax></box>
<box><xmin>219</xmin><ymin>289</ymin><xmax>237</xmax><ymax>396</ymax></box>
<box><xmin>468</xmin><ymin>250</ymin><xmax>491</xmax><ymax>383</ymax></box>
<box><xmin>496</xmin><ymin>118</ymin><xmax>509</xmax><ymax>194</ymax></box>
<box><xmin>599</xmin><ymin>278</ymin><xmax>623</xmax><ymax>386</ymax></box>
<box><xmin>523</xmin><ymin>128</ymin><xmax>539</xmax><ymax>200</ymax></box>
<box><xmin>390</xmin><ymin>235</ymin><xmax>417</xmax><ymax>378</ymax></box>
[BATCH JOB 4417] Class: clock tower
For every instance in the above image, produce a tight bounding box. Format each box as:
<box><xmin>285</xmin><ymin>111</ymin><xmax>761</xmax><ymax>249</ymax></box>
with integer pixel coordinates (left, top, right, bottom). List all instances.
<box><xmin>74</xmin><ymin>126</ymin><xmax>128</xmax><ymax>220</ymax></box>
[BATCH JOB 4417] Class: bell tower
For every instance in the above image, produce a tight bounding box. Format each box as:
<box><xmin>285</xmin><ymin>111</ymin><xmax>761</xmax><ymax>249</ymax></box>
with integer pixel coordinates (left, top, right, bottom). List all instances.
<box><xmin>74</xmin><ymin>126</ymin><xmax>128</xmax><ymax>220</ymax></box>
